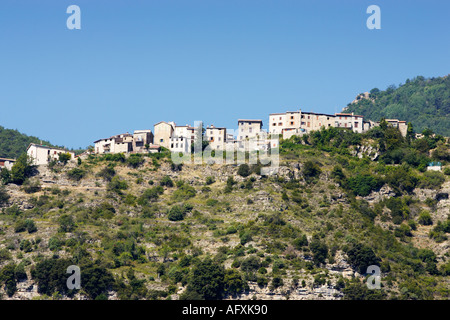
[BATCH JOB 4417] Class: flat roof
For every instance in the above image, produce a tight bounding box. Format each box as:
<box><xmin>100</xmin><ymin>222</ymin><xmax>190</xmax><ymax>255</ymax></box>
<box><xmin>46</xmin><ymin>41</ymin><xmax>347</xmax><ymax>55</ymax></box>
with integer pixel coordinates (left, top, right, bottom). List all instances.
<box><xmin>238</xmin><ymin>119</ymin><xmax>263</xmax><ymax>122</ymax></box>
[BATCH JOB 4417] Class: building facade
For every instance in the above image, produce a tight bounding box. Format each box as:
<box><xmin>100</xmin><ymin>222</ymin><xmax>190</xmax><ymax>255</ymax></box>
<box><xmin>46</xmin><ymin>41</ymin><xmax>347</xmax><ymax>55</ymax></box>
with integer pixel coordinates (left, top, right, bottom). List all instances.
<box><xmin>94</xmin><ymin>133</ymin><xmax>133</xmax><ymax>154</ymax></box>
<box><xmin>153</xmin><ymin>121</ymin><xmax>175</xmax><ymax>149</ymax></box>
<box><xmin>205</xmin><ymin>125</ymin><xmax>227</xmax><ymax>150</ymax></box>
<box><xmin>269</xmin><ymin>109</ymin><xmax>384</xmax><ymax>138</ymax></box>
<box><xmin>27</xmin><ymin>144</ymin><xmax>76</xmax><ymax>166</ymax></box>
<box><xmin>132</xmin><ymin>130</ymin><xmax>154</xmax><ymax>152</ymax></box>
<box><xmin>0</xmin><ymin>158</ymin><xmax>16</xmax><ymax>171</ymax></box>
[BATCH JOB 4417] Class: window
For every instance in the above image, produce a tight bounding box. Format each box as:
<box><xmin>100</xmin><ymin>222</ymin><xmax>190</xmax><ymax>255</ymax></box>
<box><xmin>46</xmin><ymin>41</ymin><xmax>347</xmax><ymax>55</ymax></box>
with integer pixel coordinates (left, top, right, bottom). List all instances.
<box><xmin>290</xmin><ymin>122</ymin><xmax>294</xmax><ymax>125</ymax></box>
<box><xmin>279</xmin><ymin>117</ymin><xmax>281</xmax><ymax>120</ymax></box>
<box><xmin>249</xmin><ymin>128</ymin><xmax>252</xmax><ymax>133</ymax></box>
<box><xmin>171</xmin><ymin>143</ymin><xmax>174</xmax><ymax>148</ymax></box>
<box><xmin>355</xmin><ymin>122</ymin><xmax>358</xmax><ymax>128</ymax></box>
<box><xmin>290</xmin><ymin>116</ymin><xmax>294</xmax><ymax>119</ymax></box>
<box><xmin>160</xmin><ymin>139</ymin><xmax>163</xmax><ymax>142</ymax></box>
<box><xmin>273</xmin><ymin>123</ymin><xmax>276</xmax><ymax>126</ymax></box>
<box><xmin>180</xmin><ymin>144</ymin><xmax>183</xmax><ymax>148</ymax></box>
<box><xmin>278</xmin><ymin>122</ymin><xmax>282</xmax><ymax>126</ymax></box>
<box><xmin>344</xmin><ymin>123</ymin><xmax>347</xmax><ymax>127</ymax></box>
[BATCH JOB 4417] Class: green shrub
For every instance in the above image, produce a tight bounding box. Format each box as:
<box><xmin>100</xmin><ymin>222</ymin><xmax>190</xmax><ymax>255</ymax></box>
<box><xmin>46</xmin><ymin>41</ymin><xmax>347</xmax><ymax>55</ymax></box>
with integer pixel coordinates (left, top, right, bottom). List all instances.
<box><xmin>418</xmin><ymin>211</ymin><xmax>433</xmax><ymax>225</ymax></box>
<box><xmin>417</xmin><ymin>171</ymin><xmax>445</xmax><ymax>190</ymax></box>
<box><xmin>58</xmin><ymin>152</ymin><xmax>72</xmax><ymax>165</ymax></box>
<box><xmin>309</xmin><ymin>238</ymin><xmax>328</xmax><ymax>266</ymax></box>
<box><xmin>223</xmin><ymin>269</ymin><xmax>246</xmax><ymax>295</ymax></box>
<box><xmin>14</xmin><ymin>219</ymin><xmax>37</xmax><ymax>233</ymax></box>
<box><xmin>180</xmin><ymin>258</ymin><xmax>225</xmax><ymax>300</ymax></box>
<box><xmin>293</xmin><ymin>235</ymin><xmax>308</xmax><ymax>249</ymax></box>
<box><xmin>168</xmin><ymin>205</ymin><xmax>185</xmax><ymax>221</ymax></box>
<box><xmin>205</xmin><ymin>176</ymin><xmax>216</xmax><ymax>185</ymax></box>
<box><xmin>10</xmin><ymin>154</ymin><xmax>34</xmax><ymax>185</ymax></box>
<box><xmin>0</xmin><ymin>263</ymin><xmax>18</xmax><ymax>296</ymax></box>
<box><xmin>127</xmin><ymin>154</ymin><xmax>144</xmax><ymax>168</ymax></box>
<box><xmin>67</xmin><ymin>168</ymin><xmax>86</xmax><ymax>181</ymax></box>
<box><xmin>237</xmin><ymin>164</ymin><xmax>251</xmax><ymax>177</ymax></box>
<box><xmin>160</xmin><ymin>175</ymin><xmax>174</xmax><ymax>187</ymax></box>
<box><xmin>97</xmin><ymin>165</ymin><xmax>116</xmax><ymax>182</ymax></box>
<box><xmin>107</xmin><ymin>176</ymin><xmax>128</xmax><ymax>194</ymax></box>
<box><xmin>172</xmin><ymin>185</ymin><xmax>196</xmax><ymax>201</ymax></box>
<box><xmin>22</xmin><ymin>177</ymin><xmax>41</xmax><ymax>193</ymax></box>
<box><xmin>58</xmin><ymin>214</ymin><xmax>76</xmax><ymax>232</ymax></box>
<box><xmin>302</xmin><ymin>160</ymin><xmax>321</xmax><ymax>183</ymax></box>
<box><xmin>345</xmin><ymin>243</ymin><xmax>380</xmax><ymax>274</ymax></box>
<box><xmin>347</xmin><ymin>174</ymin><xmax>381</xmax><ymax>197</ymax></box>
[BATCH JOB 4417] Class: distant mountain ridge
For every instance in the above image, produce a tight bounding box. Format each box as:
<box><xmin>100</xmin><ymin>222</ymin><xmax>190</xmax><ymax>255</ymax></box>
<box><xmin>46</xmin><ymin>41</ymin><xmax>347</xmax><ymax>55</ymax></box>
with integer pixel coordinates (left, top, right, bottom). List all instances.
<box><xmin>343</xmin><ymin>75</ymin><xmax>450</xmax><ymax>136</ymax></box>
<box><xmin>0</xmin><ymin>125</ymin><xmax>60</xmax><ymax>159</ymax></box>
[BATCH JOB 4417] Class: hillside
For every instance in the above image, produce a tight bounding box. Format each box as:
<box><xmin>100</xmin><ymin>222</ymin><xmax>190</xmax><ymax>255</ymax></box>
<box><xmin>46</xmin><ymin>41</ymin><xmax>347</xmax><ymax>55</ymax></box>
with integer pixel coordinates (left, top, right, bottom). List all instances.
<box><xmin>343</xmin><ymin>75</ymin><xmax>450</xmax><ymax>136</ymax></box>
<box><xmin>0</xmin><ymin>126</ymin><xmax>58</xmax><ymax>159</ymax></box>
<box><xmin>0</xmin><ymin>125</ymin><xmax>84</xmax><ymax>159</ymax></box>
<box><xmin>0</xmin><ymin>125</ymin><xmax>449</xmax><ymax>301</ymax></box>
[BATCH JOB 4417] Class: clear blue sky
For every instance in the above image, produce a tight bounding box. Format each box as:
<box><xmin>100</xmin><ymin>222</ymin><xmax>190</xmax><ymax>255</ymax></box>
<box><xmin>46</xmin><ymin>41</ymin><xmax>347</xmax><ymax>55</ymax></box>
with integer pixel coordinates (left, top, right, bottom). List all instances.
<box><xmin>1</xmin><ymin>0</ymin><xmax>449</xmax><ymax>149</ymax></box>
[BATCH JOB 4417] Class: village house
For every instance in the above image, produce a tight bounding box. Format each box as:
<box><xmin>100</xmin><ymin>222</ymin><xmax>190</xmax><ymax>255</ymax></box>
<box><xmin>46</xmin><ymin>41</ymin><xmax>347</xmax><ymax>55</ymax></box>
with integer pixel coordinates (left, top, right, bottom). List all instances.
<box><xmin>269</xmin><ymin>109</ymin><xmax>394</xmax><ymax>139</ymax></box>
<box><xmin>153</xmin><ymin>121</ymin><xmax>175</xmax><ymax>149</ymax></box>
<box><xmin>27</xmin><ymin>143</ymin><xmax>75</xmax><ymax>166</ymax></box>
<box><xmin>132</xmin><ymin>130</ymin><xmax>154</xmax><ymax>153</ymax></box>
<box><xmin>382</xmin><ymin>119</ymin><xmax>408</xmax><ymax>137</ymax></box>
<box><xmin>0</xmin><ymin>157</ymin><xmax>16</xmax><ymax>171</ymax></box>
<box><xmin>94</xmin><ymin>133</ymin><xmax>134</xmax><ymax>154</ymax></box>
<box><xmin>205</xmin><ymin>125</ymin><xmax>227</xmax><ymax>150</ymax></box>
<box><xmin>236</xmin><ymin>119</ymin><xmax>269</xmax><ymax>151</ymax></box>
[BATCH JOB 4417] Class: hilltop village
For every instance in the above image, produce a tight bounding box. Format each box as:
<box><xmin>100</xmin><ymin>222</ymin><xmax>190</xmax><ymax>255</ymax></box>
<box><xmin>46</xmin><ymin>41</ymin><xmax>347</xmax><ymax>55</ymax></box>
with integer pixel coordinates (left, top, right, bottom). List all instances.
<box><xmin>4</xmin><ymin>108</ymin><xmax>408</xmax><ymax>168</ymax></box>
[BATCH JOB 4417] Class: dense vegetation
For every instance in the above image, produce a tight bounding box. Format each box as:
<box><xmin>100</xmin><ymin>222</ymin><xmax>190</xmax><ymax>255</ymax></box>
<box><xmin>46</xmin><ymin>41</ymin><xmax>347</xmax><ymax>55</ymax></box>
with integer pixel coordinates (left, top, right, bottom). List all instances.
<box><xmin>344</xmin><ymin>75</ymin><xmax>450</xmax><ymax>136</ymax></box>
<box><xmin>0</xmin><ymin>123</ymin><xmax>448</xmax><ymax>300</ymax></box>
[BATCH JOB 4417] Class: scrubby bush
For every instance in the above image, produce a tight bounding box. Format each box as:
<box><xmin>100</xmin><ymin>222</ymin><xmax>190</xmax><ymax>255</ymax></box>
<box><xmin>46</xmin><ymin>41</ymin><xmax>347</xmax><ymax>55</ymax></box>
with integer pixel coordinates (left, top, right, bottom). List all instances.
<box><xmin>167</xmin><ymin>205</ymin><xmax>185</xmax><ymax>221</ymax></box>
<box><xmin>97</xmin><ymin>165</ymin><xmax>116</xmax><ymax>182</ymax></box>
<box><xmin>347</xmin><ymin>174</ymin><xmax>381</xmax><ymax>197</ymax></box>
<box><xmin>302</xmin><ymin>160</ymin><xmax>321</xmax><ymax>183</ymax></box>
<box><xmin>345</xmin><ymin>243</ymin><xmax>380</xmax><ymax>274</ymax></box>
<box><xmin>417</xmin><ymin>171</ymin><xmax>445</xmax><ymax>190</ymax></box>
<box><xmin>309</xmin><ymin>237</ymin><xmax>328</xmax><ymax>266</ymax></box>
<box><xmin>418</xmin><ymin>211</ymin><xmax>433</xmax><ymax>225</ymax></box>
<box><xmin>22</xmin><ymin>177</ymin><xmax>41</xmax><ymax>193</ymax></box>
<box><xmin>172</xmin><ymin>184</ymin><xmax>196</xmax><ymax>201</ymax></box>
<box><xmin>67</xmin><ymin>168</ymin><xmax>86</xmax><ymax>181</ymax></box>
<box><xmin>160</xmin><ymin>175</ymin><xmax>174</xmax><ymax>187</ymax></box>
<box><xmin>107</xmin><ymin>176</ymin><xmax>128</xmax><ymax>194</ymax></box>
<box><xmin>127</xmin><ymin>154</ymin><xmax>144</xmax><ymax>168</ymax></box>
<box><xmin>237</xmin><ymin>164</ymin><xmax>251</xmax><ymax>177</ymax></box>
<box><xmin>59</xmin><ymin>214</ymin><xmax>76</xmax><ymax>232</ymax></box>
<box><xmin>181</xmin><ymin>258</ymin><xmax>225</xmax><ymax>300</ymax></box>
<box><xmin>0</xmin><ymin>185</ymin><xmax>10</xmax><ymax>206</ymax></box>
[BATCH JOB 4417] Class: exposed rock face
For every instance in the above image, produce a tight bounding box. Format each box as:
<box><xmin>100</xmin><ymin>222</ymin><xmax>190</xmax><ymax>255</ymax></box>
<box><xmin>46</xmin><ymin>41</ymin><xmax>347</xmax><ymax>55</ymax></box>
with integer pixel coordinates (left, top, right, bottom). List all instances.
<box><xmin>363</xmin><ymin>185</ymin><xmax>396</xmax><ymax>202</ymax></box>
<box><xmin>350</xmin><ymin>145</ymin><xmax>379</xmax><ymax>160</ymax></box>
